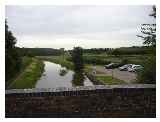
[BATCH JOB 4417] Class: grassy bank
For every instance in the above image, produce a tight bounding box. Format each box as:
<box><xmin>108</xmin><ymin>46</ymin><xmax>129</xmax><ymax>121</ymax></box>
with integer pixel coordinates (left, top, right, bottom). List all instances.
<box><xmin>8</xmin><ymin>58</ymin><xmax>44</xmax><ymax>89</ymax></box>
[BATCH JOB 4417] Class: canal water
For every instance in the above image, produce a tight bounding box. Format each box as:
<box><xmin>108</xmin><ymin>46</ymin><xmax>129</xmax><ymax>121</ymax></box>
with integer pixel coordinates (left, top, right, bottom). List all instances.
<box><xmin>35</xmin><ymin>61</ymin><xmax>93</xmax><ymax>88</ymax></box>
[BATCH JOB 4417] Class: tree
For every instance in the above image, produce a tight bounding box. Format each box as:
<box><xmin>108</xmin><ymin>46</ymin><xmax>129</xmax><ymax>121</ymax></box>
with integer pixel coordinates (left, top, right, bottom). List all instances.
<box><xmin>137</xmin><ymin>56</ymin><xmax>156</xmax><ymax>84</ymax></box>
<box><xmin>137</xmin><ymin>6</ymin><xmax>156</xmax><ymax>83</ymax></box>
<box><xmin>5</xmin><ymin>20</ymin><xmax>21</xmax><ymax>82</ymax></box>
<box><xmin>112</xmin><ymin>49</ymin><xmax>120</xmax><ymax>57</ymax></box>
<box><xmin>137</xmin><ymin>6</ymin><xmax>156</xmax><ymax>48</ymax></box>
<box><xmin>71</xmin><ymin>47</ymin><xmax>84</xmax><ymax>72</ymax></box>
<box><xmin>71</xmin><ymin>47</ymin><xmax>85</xmax><ymax>86</ymax></box>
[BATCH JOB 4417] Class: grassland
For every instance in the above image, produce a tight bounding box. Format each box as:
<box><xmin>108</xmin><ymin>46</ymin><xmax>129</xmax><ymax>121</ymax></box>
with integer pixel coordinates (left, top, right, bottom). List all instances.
<box><xmin>83</xmin><ymin>53</ymin><xmax>150</xmax><ymax>65</ymax></box>
<box><xmin>8</xmin><ymin>58</ymin><xmax>44</xmax><ymax>89</ymax></box>
<box><xmin>95</xmin><ymin>75</ymin><xmax>125</xmax><ymax>85</ymax></box>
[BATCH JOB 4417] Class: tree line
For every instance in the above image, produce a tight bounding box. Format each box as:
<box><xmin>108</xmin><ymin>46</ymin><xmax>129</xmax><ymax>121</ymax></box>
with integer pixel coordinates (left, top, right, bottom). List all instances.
<box><xmin>79</xmin><ymin>46</ymin><xmax>153</xmax><ymax>55</ymax></box>
<box><xmin>18</xmin><ymin>48</ymin><xmax>62</xmax><ymax>57</ymax></box>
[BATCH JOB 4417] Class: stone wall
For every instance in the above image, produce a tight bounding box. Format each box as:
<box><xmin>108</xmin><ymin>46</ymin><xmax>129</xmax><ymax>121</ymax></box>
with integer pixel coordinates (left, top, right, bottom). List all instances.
<box><xmin>5</xmin><ymin>84</ymin><xmax>156</xmax><ymax>118</ymax></box>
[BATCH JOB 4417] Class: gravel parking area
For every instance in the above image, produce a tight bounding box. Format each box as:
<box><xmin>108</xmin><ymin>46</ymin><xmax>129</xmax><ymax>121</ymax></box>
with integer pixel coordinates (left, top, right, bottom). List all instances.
<box><xmin>94</xmin><ymin>66</ymin><xmax>137</xmax><ymax>83</ymax></box>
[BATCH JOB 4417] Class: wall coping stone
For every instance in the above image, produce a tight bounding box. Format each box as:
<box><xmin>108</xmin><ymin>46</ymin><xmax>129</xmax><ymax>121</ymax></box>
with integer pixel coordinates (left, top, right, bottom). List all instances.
<box><xmin>5</xmin><ymin>84</ymin><xmax>155</xmax><ymax>94</ymax></box>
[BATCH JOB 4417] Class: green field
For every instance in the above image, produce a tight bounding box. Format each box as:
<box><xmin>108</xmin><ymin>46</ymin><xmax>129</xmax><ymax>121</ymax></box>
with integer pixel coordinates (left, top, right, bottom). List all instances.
<box><xmin>83</xmin><ymin>53</ymin><xmax>151</xmax><ymax>65</ymax></box>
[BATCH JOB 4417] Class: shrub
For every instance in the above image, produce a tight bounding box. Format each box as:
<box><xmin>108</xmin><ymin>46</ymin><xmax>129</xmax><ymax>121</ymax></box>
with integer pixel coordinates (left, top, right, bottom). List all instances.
<box><xmin>137</xmin><ymin>56</ymin><xmax>156</xmax><ymax>84</ymax></box>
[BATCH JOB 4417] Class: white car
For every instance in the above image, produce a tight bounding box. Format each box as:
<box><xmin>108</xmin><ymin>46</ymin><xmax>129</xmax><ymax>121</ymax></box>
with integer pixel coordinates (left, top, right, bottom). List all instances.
<box><xmin>128</xmin><ymin>65</ymin><xmax>143</xmax><ymax>72</ymax></box>
<box><xmin>104</xmin><ymin>63</ymin><xmax>116</xmax><ymax>69</ymax></box>
<box><xmin>119</xmin><ymin>64</ymin><xmax>133</xmax><ymax>71</ymax></box>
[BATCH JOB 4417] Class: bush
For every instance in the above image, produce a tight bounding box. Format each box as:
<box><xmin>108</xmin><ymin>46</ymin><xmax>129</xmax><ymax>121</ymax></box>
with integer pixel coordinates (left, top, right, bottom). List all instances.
<box><xmin>137</xmin><ymin>56</ymin><xmax>156</xmax><ymax>84</ymax></box>
<box><xmin>5</xmin><ymin>48</ymin><xmax>22</xmax><ymax>82</ymax></box>
<box><xmin>118</xmin><ymin>58</ymin><xmax>129</xmax><ymax>66</ymax></box>
<box><xmin>121</xmin><ymin>58</ymin><xmax>128</xmax><ymax>64</ymax></box>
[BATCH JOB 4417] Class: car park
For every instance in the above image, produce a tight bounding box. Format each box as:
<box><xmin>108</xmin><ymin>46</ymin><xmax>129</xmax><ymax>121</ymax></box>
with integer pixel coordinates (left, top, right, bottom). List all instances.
<box><xmin>119</xmin><ymin>64</ymin><xmax>133</xmax><ymax>71</ymax></box>
<box><xmin>128</xmin><ymin>65</ymin><xmax>143</xmax><ymax>72</ymax></box>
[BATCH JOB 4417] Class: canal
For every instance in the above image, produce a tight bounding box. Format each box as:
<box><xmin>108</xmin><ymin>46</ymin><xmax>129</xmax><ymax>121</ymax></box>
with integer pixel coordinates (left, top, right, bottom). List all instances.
<box><xmin>35</xmin><ymin>61</ymin><xmax>93</xmax><ymax>88</ymax></box>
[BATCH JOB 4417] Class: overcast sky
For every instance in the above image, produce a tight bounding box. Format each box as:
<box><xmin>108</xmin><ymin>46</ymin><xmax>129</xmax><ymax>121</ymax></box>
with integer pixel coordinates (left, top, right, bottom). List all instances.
<box><xmin>6</xmin><ymin>5</ymin><xmax>155</xmax><ymax>49</ymax></box>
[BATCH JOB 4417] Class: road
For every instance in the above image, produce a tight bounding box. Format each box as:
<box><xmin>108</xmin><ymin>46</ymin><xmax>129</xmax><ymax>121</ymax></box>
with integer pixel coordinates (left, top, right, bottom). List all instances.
<box><xmin>94</xmin><ymin>66</ymin><xmax>137</xmax><ymax>83</ymax></box>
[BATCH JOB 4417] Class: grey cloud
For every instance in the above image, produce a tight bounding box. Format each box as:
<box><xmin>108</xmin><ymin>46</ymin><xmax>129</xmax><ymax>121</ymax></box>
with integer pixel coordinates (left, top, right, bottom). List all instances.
<box><xmin>5</xmin><ymin>5</ymin><xmax>155</xmax><ymax>49</ymax></box>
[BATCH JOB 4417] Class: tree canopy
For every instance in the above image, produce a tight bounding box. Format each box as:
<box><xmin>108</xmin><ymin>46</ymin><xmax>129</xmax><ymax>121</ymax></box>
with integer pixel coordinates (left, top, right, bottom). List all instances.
<box><xmin>136</xmin><ymin>6</ymin><xmax>156</xmax><ymax>84</ymax></box>
<box><xmin>137</xmin><ymin>6</ymin><xmax>156</xmax><ymax>47</ymax></box>
<box><xmin>71</xmin><ymin>47</ymin><xmax>84</xmax><ymax>72</ymax></box>
<box><xmin>5</xmin><ymin>20</ymin><xmax>22</xmax><ymax>82</ymax></box>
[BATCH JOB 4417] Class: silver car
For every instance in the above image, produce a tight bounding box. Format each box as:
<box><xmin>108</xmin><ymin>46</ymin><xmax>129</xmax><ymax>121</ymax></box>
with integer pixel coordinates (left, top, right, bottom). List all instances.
<box><xmin>128</xmin><ymin>65</ymin><xmax>143</xmax><ymax>72</ymax></box>
<box><xmin>119</xmin><ymin>64</ymin><xmax>132</xmax><ymax>71</ymax></box>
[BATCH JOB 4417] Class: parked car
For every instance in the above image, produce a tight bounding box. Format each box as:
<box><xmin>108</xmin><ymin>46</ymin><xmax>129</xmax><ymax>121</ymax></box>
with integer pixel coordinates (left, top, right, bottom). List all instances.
<box><xmin>128</xmin><ymin>65</ymin><xmax>143</xmax><ymax>72</ymax></box>
<box><xmin>119</xmin><ymin>64</ymin><xmax>133</xmax><ymax>71</ymax></box>
<box><xmin>104</xmin><ymin>63</ymin><xmax>119</xmax><ymax>69</ymax></box>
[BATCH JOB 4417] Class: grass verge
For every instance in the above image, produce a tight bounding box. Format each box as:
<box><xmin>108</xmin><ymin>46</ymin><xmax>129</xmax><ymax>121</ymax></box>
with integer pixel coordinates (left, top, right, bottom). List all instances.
<box><xmin>95</xmin><ymin>75</ymin><xmax>125</xmax><ymax>85</ymax></box>
<box><xmin>8</xmin><ymin>58</ymin><xmax>44</xmax><ymax>89</ymax></box>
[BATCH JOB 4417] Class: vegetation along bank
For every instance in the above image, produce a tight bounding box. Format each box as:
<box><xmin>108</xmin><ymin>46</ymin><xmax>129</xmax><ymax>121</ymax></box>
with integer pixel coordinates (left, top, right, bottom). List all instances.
<box><xmin>7</xmin><ymin>58</ymin><xmax>44</xmax><ymax>89</ymax></box>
